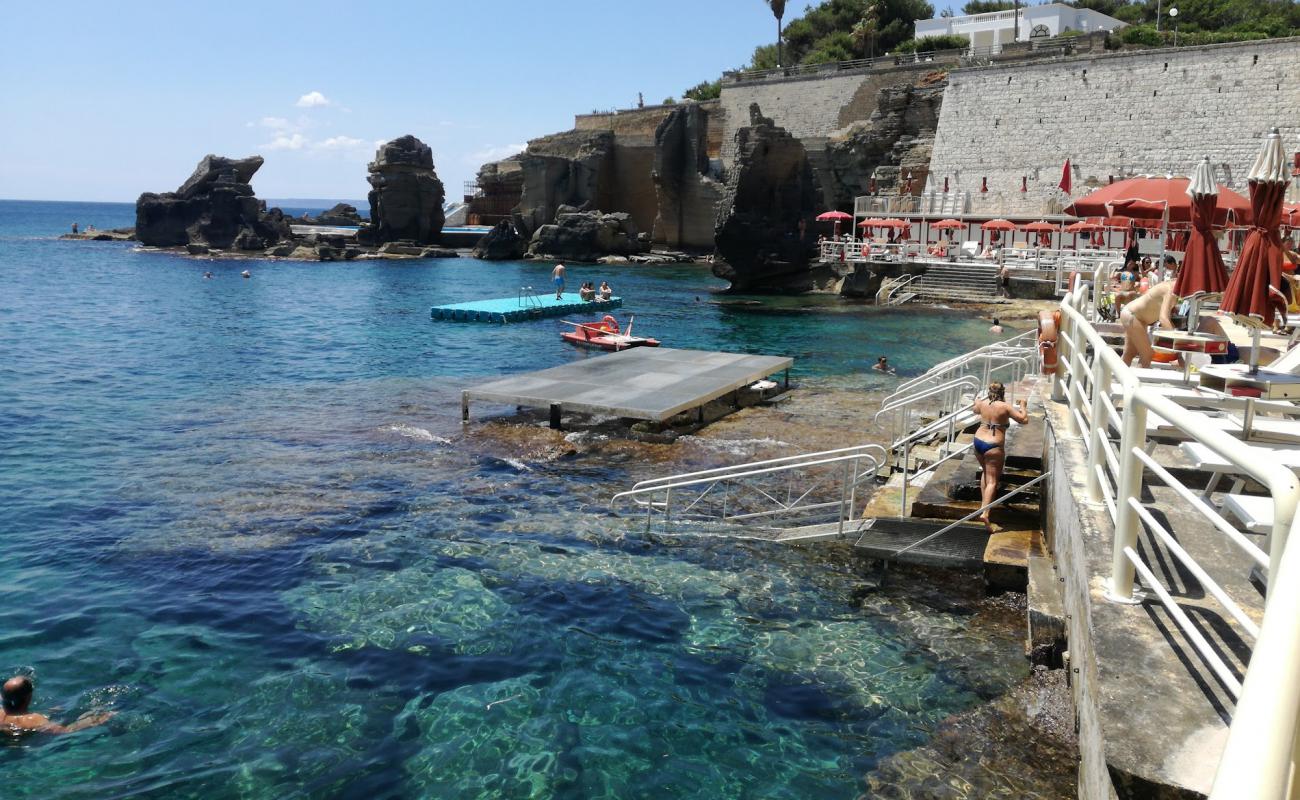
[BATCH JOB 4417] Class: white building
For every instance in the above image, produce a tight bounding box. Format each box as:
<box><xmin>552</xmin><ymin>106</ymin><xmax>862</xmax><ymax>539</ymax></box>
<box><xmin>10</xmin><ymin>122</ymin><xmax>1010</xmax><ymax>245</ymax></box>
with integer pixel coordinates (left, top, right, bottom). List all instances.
<box><xmin>914</xmin><ymin>3</ymin><xmax>1127</xmax><ymax>53</ymax></box>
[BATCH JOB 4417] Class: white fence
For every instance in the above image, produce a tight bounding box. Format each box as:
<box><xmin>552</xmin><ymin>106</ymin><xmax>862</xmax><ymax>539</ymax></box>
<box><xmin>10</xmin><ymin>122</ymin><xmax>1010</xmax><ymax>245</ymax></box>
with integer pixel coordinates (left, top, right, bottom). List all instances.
<box><xmin>1055</xmin><ymin>278</ymin><xmax>1300</xmax><ymax>798</ymax></box>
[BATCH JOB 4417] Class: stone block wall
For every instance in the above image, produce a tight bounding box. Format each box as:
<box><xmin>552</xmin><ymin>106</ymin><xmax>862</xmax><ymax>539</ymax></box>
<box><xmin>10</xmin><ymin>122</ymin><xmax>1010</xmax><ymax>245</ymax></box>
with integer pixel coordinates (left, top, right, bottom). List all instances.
<box><xmin>929</xmin><ymin>36</ymin><xmax>1300</xmax><ymax>216</ymax></box>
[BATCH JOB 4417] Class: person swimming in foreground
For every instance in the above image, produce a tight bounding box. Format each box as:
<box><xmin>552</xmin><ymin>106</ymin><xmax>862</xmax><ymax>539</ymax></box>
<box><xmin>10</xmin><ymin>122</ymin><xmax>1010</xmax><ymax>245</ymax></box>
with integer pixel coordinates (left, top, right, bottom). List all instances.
<box><xmin>0</xmin><ymin>676</ymin><xmax>113</xmax><ymax>734</ymax></box>
<box><xmin>872</xmin><ymin>356</ymin><xmax>895</xmax><ymax>374</ymax></box>
<box><xmin>972</xmin><ymin>381</ymin><xmax>1030</xmax><ymax>531</ymax></box>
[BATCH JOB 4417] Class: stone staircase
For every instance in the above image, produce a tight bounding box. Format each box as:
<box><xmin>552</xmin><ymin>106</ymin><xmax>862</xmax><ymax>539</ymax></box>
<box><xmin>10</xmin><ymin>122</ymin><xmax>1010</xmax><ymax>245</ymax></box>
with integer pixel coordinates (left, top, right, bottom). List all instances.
<box><xmin>913</xmin><ymin>261</ymin><xmax>1002</xmax><ymax>301</ymax></box>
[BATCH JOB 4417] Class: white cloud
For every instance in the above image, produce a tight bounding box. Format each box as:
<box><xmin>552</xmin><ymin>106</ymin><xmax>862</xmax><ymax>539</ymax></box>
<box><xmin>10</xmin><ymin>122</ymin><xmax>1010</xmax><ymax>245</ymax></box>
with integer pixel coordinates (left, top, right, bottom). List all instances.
<box><xmin>259</xmin><ymin>116</ymin><xmax>292</xmax><ymax>130</ymax></box>
<box><xmin>316</xmin><ymin>135</ymin><xmax>365</xmax><ymax>150</ymax></box>
<box><xmin>264</xmin><ymin>133</ymin><xmax>308</xmax><ymax>151</ymax></box>
<box><xmin>296</xmin><ymin>91</ymin><xmax>332</xmax><ymax>108</ymax></box>
<box><xmin>467</xmin><ymin>143</ymin><xmax>525</xmax><ymax>164</ymax></box>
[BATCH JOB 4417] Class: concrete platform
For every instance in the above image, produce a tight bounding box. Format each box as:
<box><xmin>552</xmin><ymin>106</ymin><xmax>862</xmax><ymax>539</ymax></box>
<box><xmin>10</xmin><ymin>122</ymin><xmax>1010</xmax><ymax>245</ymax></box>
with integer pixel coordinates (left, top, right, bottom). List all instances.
<box><xmin>431</xmin><ymin>293</ymin><xmax>622</xmax><ymax>323</ymax></box>
<box><xmin>462</xmin><ymin>347</ymin><xmax>792</xmax><ymax>428</ymax></box>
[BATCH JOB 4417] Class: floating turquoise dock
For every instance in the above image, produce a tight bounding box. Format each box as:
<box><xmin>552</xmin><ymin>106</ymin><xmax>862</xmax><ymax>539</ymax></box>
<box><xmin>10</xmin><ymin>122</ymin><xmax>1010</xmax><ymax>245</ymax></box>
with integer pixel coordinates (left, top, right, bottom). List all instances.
<box><xmin>430</xmin><ymin>293</ymin><xmax>622</xmax><ymax>323</ymax></box>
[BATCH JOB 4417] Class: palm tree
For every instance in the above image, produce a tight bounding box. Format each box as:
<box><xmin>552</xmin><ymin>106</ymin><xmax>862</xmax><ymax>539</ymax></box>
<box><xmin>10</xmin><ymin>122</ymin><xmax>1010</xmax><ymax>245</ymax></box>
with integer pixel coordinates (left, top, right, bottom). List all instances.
<box><xmin>767</xmin><ymin>0</ymin><xmax>786</xmax><ymax>67</ymax></box>
<box><xmin>852</xmin><ymin>4</ymin><xmax>881</xmax><ymax>60</ymax></box>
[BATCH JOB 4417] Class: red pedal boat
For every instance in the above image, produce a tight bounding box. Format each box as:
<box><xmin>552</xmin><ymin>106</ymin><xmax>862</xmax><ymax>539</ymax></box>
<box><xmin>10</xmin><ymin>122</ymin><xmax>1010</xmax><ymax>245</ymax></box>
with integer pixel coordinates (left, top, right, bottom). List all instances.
<box><xmin>561</xmin><ymin>315</ymin><xmax>660</xmax><ymax>351</ymax></box>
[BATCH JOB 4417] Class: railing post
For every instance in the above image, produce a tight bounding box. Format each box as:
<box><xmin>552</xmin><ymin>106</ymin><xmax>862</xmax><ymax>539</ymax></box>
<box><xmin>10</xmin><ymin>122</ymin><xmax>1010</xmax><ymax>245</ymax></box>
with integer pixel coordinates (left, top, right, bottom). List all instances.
<box><xmin>1107</xmin><ymin>392</ymin><xmax>1147</xmax><ymax>603</ymax></box>
<box><xmin>838</xmin><ymin>459</ymin><xmax>851</xmax><ymax>537</ymax></box>
<box><xmin>900</xmin><ymin>441</ymin><xmax>911</xmax><ymax>517</ymax></box>
<box><xmin>1086</xmin><ymin>356</ymin><xmax>1111</xmax><ymax>502</ymax></box>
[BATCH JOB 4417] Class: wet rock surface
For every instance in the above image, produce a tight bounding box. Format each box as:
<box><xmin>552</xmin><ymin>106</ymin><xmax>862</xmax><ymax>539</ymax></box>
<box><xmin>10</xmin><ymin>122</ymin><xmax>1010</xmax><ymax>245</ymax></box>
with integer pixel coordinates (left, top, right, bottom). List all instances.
<box><xmin>712</xmin><ymin>105</ymin><xmax>821</xmax><ymax>292</ymax></box>
<box><xmin>311</xmin><ymin>202</ymin><xmax>366</xmax><ymax>226</ymax></box>
<box><xmin>527</xmin><ymin>209</ymin><xmax>649</xmax><ymax>262</ymax></box>
<box><xmin>359</xmin><ymin>135</ymin><xmax>445</xmax><ymax>246</ymax></box>
<box><xmin>135</xmin><ymin>154</ymin><xmax>291</xmax><ymax>250</ymax></box>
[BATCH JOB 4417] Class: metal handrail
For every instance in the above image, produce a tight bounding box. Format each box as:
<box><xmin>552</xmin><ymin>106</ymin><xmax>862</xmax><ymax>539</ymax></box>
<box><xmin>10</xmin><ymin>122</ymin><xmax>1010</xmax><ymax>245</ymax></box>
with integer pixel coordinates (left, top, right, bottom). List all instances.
<box><xmin>876</xmin><ymin>273</ymin><xmax>921</xmax><ymax>305</ymax></box>
<box><xmin>1056</xmin><ymin>277</ymin><xmax>1300</xmax><ymax>796</ymax></box>
<box><xmin>883</xmin><ymin>473</ymin><xmax>1048</xmax><ymax>558</ymax></box>
<box><xmin>621</xmin><ymin>444</ymin><xmax>886</xmax><ymax>492</ymax></box>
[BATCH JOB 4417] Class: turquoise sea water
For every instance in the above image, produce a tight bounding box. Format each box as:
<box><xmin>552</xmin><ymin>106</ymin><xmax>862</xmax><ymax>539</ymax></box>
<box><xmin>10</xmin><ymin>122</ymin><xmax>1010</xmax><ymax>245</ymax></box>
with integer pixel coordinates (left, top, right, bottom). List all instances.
<box><xmin>1</xmin><ymin>199</ymin><xmax>1030</xmax><ymax>798</ymax></box>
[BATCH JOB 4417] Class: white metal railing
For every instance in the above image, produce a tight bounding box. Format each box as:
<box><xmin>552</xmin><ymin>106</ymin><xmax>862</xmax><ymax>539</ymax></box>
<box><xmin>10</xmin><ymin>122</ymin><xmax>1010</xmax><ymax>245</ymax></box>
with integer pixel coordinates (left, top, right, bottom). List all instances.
<box><xmin>876</xmin><ymin>376</ymin><xmax>981</xmax><ymax>450</ymax></box>
<box><xmin>518</xmin><ymin>286</ymin><xmax>543</xmax><ymax>309</ymax></box>
<box><xmin>610</xmin><ymin>444</ymin><xmax>887</xmax><ymax>539</ymax></box>
<box><xmin>1055</xmin><ymin>277</ymin><xmax>1300</xmax><ymax>796</ymax></box>
<box><xmin>876</xmin><ymin>273</ymin><xmax>922</xmax><ymax>305</ymax></box>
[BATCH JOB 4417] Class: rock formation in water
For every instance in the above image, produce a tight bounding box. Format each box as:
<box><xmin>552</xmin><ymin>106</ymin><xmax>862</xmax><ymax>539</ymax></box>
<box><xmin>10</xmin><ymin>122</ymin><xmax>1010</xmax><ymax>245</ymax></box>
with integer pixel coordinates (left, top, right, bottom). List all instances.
<box><xmin>527</xmin><ymin>207</ymin><xmax>648</xmax><ymax>262</ymax></box>
<box><xmin>822</xmin><ymin>79</ymin><xmax>944</xmax><ymax>209</ymax></box>
<box><xmin>471</xmin><ymin>219</ymin><xmax>528</xmax><ymax>260</ymax></box>
<box><xmin>135</xmin><ymin>155</ymin><xmax>292</xmax><ymax>250</ymax></box>
<box><xmin>513</xmin><ymin>131</ymin><xmax>614</xmax><ymax>236</ymax></box>
<box><xmin>652</xmin><ymin>104</ymin><xmax>724</xmax><ymax>250</ymax></box>
<box><xmin>712</xmin><ymin>105</ymin><xmax>821</xmax><ymax>292</ymax></box>
<box><xmin>313</xmin><ymin>202</ymin><xmax>366</xmax><ymax>226</ymax></box>
<box><xmin>358</xmin><ymin>135</ymin><xmax>445</xmax><ymax>245</ymax></box>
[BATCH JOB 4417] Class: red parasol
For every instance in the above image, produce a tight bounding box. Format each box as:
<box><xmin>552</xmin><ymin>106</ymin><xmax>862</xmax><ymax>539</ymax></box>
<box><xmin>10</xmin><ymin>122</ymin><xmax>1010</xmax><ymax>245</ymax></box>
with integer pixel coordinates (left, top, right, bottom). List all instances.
<box><xmin>1064</xmin><ymin>221</ymin><xmax>1103</xmax><ymax>233</ymax></box>
<box><xmin>858</xmin><ymin>217</ymin><xmax>889</xmax><ymax>228</ymax></box>
<box><xmin>1065</xmin><ymin>176</ymin><xmax>1252</xmax><ymax>226</ymax></box>
<box><xmin>931</xmin><ymin>219</ymin><xmax>965</xmax><ymax>230</ymax></box>
<box><xmin>1022</xmin><ymin>220</ymin><xmax>1056</xmax><ymax>248</ymax></box>
<box><xmin>1222</xmin><ymin>130</ymin><xmax>1289</xmax><ymax>328</ymax></box>
<box><xmin>816</xmin><ymin>211</ymin><xmax>853</xmax><ymax>222</ymax></box>
<box><xmin>881</xmin><ymin>218</ymin><xmax>909</xmax><ymax>229</ymax></box>
<box><xmin>981</xmin><ymin>219</ymin><xmax>1016</xmax><ymax>232</ymax></box>
<box><xmin>1173</xmin><ymin>157</ymin><xmax>1229</xmax><ymax>299</ymax></box>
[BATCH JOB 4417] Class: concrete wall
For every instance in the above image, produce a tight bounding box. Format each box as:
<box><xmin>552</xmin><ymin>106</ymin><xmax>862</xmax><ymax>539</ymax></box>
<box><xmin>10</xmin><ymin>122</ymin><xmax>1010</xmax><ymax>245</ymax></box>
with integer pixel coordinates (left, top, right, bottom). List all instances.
<box><xmin>929</xmin><ymin>36</ymin><xmax>1300</xmax><ymax>216</ymax></box>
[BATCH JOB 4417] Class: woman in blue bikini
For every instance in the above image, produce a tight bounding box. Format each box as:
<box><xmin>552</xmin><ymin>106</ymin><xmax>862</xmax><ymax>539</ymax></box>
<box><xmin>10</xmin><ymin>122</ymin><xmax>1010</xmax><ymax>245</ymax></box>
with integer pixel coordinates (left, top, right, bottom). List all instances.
<box><xmin>972</xmin><ymin>382</ymin><xmax>1029</xmax><ymax>530</ymax></box>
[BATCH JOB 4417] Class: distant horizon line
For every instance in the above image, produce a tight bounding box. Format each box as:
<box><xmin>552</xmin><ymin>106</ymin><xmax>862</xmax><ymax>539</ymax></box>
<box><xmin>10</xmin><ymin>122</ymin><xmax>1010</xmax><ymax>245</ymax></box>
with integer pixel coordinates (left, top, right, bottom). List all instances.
<box><xmin>1</xmin><ymin>197</ymin><xmax>371</xmax><ymax>206</ymax></box>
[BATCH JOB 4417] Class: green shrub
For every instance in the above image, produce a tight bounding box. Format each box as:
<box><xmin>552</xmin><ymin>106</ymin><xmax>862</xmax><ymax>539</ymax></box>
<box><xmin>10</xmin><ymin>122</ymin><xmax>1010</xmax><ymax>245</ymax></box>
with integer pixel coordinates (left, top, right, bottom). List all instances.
<box><xmin>1057</xmin><ymin>28</ymin><xmax>1085</xmax><ymax>39</ymax></box>
<box><xmin>892</xmin><ymin>33</ymin><xmax>970</xmax><ymax>53</ymax></box>
<box><xmin>1120</xmin><ymin>24</ymin><xmax>1161</xmax><ymax>46</ymax></box>
<box><xmin>683</xmin><ymin>79</ymin><xmax>721</xmax><ymax>101</ymax></box>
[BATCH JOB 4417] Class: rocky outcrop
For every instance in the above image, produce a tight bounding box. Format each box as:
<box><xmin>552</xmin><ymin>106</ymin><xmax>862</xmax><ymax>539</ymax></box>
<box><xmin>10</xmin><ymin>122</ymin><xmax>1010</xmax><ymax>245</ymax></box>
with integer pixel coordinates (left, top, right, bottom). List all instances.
<box><xmin>314</xmin><ymin>203</ymin><xmax>366</xmax><ymax>226</ymax></box>
<box><xmin>514</xmin><ymin>130</ymin><xmax>614</xmax><ymax>235</ymax></box>
<box><xmin>358</xmin><ymin>135</ymin><xmax>445</xmax><ymax>245</ymax></box>
<box><xmin>527</xmin><ymin>208</ymin><xmax>649</xmax><ymax>262</ymax></box>
<box><xmin>652</xmin><ymin>104</ymin><xmax>724</xmax><ymax>250</ymax></box>
<box><xmin>135</xmin><ymin>155</ymin><xmax>291</xmax><ymax>250</ymax></box>
<box><xmin>712</xmin><ymin>105</ymin><xmax>821</xmax><ymax>292</ymax></box>
<box><xmin>471</xmin><ymin>219</ymin><xmax>528</xmax><ymax>260</ymax></box>
<box><xmin>822</xmin><ymin>81</ymin><xmax>944</xmax><ymax>209</ymax></box>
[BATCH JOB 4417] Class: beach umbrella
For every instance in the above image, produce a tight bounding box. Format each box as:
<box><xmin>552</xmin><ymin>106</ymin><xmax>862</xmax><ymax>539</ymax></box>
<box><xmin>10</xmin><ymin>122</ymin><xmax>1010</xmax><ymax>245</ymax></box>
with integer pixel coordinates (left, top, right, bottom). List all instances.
<box><xmin>1022</xmin><ymin>220</ymin><xmax>1056</xmax><ymax>248</ymax></box>
<box><xmin>932</xmin><ymin>219</ymin><xmax>964</xmax><ymax>230</ymax></box>
<box><xmin>1174</xmin><ymin>156</ymin><xmax>1230</xmax><ymax>300</ymax></box>
<box><xmin>816</xmin><ymin>210</ymin><xmax>853</xmax><ymax>235</ymax></box>
<box><xmin>1065</xmin><ymin>220</ymin><xmax>1103</xmax><ymax>249</ymax></box>
<box><xmin>1066</xmin><ymin>176</ymin><xmax>1252</xmax><ymax>226</ymax></box>
<box><xmin>981</xmin><ymin>219</ymin><xmax>1015</xmax><ymax>232</ymax></box>
<box><xmin>1221</xmin><ymin>129</ymin><xmax>1291</xmax><ymax>370</ymax></box>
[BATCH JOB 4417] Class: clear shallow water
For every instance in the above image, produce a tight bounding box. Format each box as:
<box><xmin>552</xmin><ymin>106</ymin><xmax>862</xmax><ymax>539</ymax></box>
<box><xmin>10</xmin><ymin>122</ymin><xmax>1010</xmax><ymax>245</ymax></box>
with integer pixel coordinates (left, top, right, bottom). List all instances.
<box><xmin>1</xmin><ymin>200</ymin><xmax>1028</xmax><ymax>798</ymax></box>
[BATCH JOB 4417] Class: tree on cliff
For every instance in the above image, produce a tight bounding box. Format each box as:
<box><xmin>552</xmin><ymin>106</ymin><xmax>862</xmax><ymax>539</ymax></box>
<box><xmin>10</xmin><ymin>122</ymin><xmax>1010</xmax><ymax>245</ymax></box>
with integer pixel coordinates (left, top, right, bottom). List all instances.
<box><xmin>960</xmin><ymin>1</ymin><xmax>1014</xmax><ymax>13</ymax></box>
<box><xmin>767</xmin><ymin>0</ymin><xmax>787</xmax><ymax>66</ymax></box>
<box><xmin>743</xmin><ymin>0</ymin><xmax>935</xmax><ymax>68</ymax></box>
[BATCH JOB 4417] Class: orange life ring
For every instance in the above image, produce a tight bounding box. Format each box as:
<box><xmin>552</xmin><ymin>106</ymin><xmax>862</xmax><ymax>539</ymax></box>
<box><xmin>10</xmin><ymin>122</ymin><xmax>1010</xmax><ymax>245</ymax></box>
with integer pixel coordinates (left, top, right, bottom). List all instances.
<box><xmin>1038</xmin><ymin>309</ymin><xmax>1061</xmax><ymax>374</ymax></box>
<box><xmin>601</xmin><ymin>315</ymin><xmax>619</xmax><ymax>334</ymax></box>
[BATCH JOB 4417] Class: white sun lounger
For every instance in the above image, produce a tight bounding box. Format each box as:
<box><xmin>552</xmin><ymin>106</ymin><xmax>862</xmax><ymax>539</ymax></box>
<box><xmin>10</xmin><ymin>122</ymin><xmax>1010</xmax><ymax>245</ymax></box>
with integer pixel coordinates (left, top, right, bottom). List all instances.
<box><xmin>1179</xmin><ymin>440</ymin><xmax>1300</xmax><ymax>500</ymax></box>
<box><xmin>1221</xmin><ymin>493</ymin><xmax>1275</xmax><ymax>536</ymax></box>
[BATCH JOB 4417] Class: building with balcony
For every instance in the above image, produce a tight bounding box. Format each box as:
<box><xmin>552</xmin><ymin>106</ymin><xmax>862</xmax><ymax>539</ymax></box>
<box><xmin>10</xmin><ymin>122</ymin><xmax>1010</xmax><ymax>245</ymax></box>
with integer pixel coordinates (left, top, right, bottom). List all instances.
<box><xmin>914</xmin><ymin>3</ymin><xmax>1126</xmax><ymax>53</ymax></box>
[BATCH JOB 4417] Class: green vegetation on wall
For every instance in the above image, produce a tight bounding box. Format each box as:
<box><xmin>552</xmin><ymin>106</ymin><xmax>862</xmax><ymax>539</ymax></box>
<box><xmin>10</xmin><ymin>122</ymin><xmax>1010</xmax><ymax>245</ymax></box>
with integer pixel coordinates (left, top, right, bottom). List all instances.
<box><xmin>1067</xmin><ymin>1</ymin><xmax>1300</xmax><ymax>40</ymax></box>
<box><xmin>891</xmin><ymin>33</ymin><xmax>970</xmax><ymax>53</ymax></box>
<box><xmin>744</xmin><ymin>0</ymin><xmax>937</xmax><ymax>68</ymax></box>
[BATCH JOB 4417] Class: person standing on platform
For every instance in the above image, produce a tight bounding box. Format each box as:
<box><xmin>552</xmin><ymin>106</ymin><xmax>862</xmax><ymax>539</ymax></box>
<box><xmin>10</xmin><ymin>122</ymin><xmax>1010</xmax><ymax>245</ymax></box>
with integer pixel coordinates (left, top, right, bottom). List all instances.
<box><xmin>552</xmin><ymin>263</ymin><xmax>566</xmax><ymax>299</ymax></box>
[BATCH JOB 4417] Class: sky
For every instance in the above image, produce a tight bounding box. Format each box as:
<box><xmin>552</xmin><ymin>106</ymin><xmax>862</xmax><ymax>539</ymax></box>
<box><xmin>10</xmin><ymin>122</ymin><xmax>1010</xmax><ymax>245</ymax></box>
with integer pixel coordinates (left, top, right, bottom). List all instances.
<box><xmin>1</xmin><ymin>1</ymin><xmax>792</xmax><ymax>203</ymax></box>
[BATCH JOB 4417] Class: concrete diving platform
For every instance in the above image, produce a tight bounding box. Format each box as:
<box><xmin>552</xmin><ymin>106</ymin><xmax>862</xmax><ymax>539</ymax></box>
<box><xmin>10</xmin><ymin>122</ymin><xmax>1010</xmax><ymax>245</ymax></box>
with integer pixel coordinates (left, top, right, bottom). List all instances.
<box><xmin>431</xmin><ymin>293</ymin><xmax>622</xmax><ymax>323</ymax></box>
<box><xmin>462</xmin><ymin>347</ymin><xmax>792</xmax><ymax>429</ymax></box>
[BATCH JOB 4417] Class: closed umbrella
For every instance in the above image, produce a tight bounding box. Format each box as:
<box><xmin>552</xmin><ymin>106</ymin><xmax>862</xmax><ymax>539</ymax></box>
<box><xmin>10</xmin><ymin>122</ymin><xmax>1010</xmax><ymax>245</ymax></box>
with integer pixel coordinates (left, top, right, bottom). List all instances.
<box><xmin>1221</xmin><ymin>129</ymin><xmax>1291</xmax><ymax>371</ymax></box>
<box><xmin>1174</xmin><ymin>156</ymin><xmax>1230</xmax><ymax>300</ymax></box>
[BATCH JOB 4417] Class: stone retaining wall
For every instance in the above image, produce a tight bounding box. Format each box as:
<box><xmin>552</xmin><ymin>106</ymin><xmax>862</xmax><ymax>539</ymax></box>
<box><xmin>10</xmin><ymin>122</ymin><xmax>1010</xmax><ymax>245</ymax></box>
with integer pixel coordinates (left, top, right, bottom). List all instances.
<box><xmin>930</xmin><ymin>37</ymin><xmax>1300</xmax><ymax>216</ymax></box>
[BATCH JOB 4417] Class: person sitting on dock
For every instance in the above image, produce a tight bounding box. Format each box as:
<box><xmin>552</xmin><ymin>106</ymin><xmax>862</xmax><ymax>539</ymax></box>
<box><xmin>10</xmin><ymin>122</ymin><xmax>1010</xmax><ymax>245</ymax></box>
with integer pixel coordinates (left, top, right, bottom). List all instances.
<box><xmin>972</xmin><ymin>382</ymin><xmax>1030</xmax><ymax>531</ymax></box>
<box><xmin>579</xmin><ymin>282</ymin><xmax>596</xmax><ymax>301</ymax></box>
<box><xmin>552</xmin><ymin>263</ymin><xmax>566</xmax><ymax>299</ymax></box>
<box><xmin>1</xmin><ymin>676</ymin><xmax>113</xmax><ymax>734</ymax></box>
<box><xmin>598</xmin><ymin>281</ymin><xmax>612</xmax><ymax>301</ymax></box>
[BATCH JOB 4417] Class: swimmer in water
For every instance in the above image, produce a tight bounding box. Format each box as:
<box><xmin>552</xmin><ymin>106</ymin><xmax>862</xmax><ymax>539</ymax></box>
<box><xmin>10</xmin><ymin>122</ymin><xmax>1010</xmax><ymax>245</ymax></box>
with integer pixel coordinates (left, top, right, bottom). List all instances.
<box><xmin>241</xmin><ymin>270</ymin><xmax>251</xmax><ymax>279</ymax></box>
<box><xmin>872</xmin><ymin>356</ymin><xmax>896</xmax><ymax>374</ymax></box>
<box><xmin>1</xmin><ymin>676</ymin><xmax>112</xmax><ymax>734</ymax></box>
<box><xmin>203</xmin><ymin>271</ymin><xmax>213</xmax><ymax>279</ymax></box>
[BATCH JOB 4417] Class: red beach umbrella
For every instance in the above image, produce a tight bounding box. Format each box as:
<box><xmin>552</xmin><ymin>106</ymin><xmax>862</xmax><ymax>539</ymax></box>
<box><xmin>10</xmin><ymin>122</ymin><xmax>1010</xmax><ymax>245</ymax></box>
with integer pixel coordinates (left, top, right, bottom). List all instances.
<box><xmin>1174</xmin><ymin>156</ymin><xmax>1230</xmax><ymax>299</ymax></box>
<box><xmin>1066</xmin><ymin>176</ymin><xmax>1252</xmax><ymax>226</ymax></box>
<box><xmin>1065</xmin><ymin>220</ymin><xmax>1102</xmax><ymax>249</ymax></box>
<box><xmin>931</xmin><ymin>219</ymin><xmax>964</xmax><ymax>230</ymax></box>
<box><xmin>1022</xmin><ymin>220</ymin><xmax>1056</xmax><ymax>247</ymax></box>
<box><xmin>981</xmin><ymin>219</ymin><xmax>1016</xmax><ymax>232</ymax></box>
<box><xmin>858</xmin><ymin>217</ymin><xmax>889</xmax><ymax>228</ymax></box>
<box><xmin>816</xmin><ymin>210</ymin><xmax>853</xmax><ymax>235</ymax></box>
<box><xmin>1222</xmin><ymin>129</ymin><xmax>1290</xmax><ymax>329</ymax></box>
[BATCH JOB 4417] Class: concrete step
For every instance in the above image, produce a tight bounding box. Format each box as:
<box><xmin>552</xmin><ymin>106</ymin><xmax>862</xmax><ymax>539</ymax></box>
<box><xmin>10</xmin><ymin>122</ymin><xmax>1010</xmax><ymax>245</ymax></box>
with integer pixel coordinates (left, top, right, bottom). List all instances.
<box><xmin>852</xmin><ymin>516</ymin><xmax>989</xmax><ymax>570</ymax></box>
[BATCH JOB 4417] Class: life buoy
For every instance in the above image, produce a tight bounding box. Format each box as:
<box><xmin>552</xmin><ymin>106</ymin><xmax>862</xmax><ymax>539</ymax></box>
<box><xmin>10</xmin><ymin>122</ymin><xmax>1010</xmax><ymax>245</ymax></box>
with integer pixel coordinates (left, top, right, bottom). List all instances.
<box><xmin>601</xmin><ymin>315</ymin><xmax>619</xmax><ymax>334</ymax></box>
<box><xmin>1038</xmin><ymin>309</ymin><xmax>1061</xmax><ymax>374</ymax></box>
